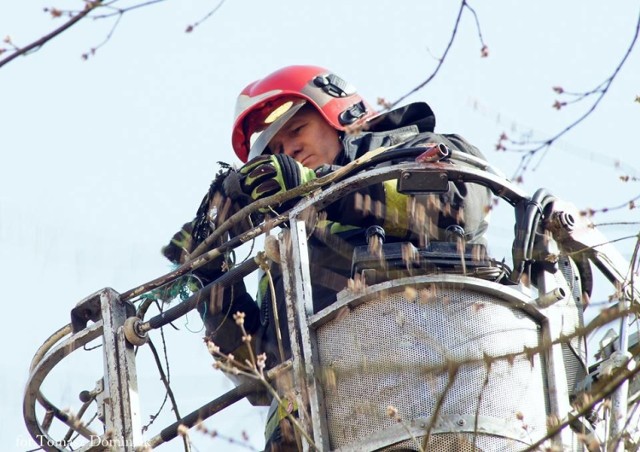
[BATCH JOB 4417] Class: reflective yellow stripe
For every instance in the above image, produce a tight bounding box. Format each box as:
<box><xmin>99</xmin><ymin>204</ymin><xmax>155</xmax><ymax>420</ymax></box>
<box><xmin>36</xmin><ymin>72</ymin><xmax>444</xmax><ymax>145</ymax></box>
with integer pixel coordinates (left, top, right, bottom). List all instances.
<box><xmin>383</xmin><ymin>179</ymin><xmax>410</xmax><ymax>238</ymax></box>
<box><xmin>256</xmin><ymin>273</ymin><xmax>270</xmax><ymax>309</ymax></box>
<box><xmin>265</xmin><ymin>397</ymin><xmax>298</xmax><ymax>440</ymax></box>
<box><xmin>316</xmin><ymin>219</ymin><xmax>360</xmax><ymax>235</ymax></box>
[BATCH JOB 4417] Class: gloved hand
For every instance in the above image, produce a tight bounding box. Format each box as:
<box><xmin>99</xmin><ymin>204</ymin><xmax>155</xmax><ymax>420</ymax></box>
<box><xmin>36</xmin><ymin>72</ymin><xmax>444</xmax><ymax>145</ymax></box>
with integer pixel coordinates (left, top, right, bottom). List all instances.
<box><xmin>239</xmin><ymin>154</ymin><xmax>316</xmax><ymax>210</ymax></box>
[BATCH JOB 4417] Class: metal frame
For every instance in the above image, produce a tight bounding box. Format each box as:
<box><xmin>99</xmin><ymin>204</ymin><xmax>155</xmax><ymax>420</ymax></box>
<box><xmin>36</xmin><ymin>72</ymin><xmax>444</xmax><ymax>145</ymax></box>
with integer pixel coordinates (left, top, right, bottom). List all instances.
<box><xmin>291</xmin><ymin>272</ymin><xmax>559</xmax><ymax>450</ymax></box>
<box><xmin>24</xmin><ymin>288</ymin><xmax>142</xmax><ymax>451</ymax></box>
<box><xmin>23</xmin><ymin>154</ymin><xmax>639</xmax><ymax>451</ymax></box>
<box><xmin>99</xmin><ymin>288</ymin><xmax>143</xmax><ymax>450</ymax></box>
<box><xmin>282</xmin><ymin>157</ymin><xmax>638</xmax><ymax>450</ymax></box>
<box><xmin>289</xmin><ymin>218</ymin><xmax>331</xmax><ymax>451</ymax></box>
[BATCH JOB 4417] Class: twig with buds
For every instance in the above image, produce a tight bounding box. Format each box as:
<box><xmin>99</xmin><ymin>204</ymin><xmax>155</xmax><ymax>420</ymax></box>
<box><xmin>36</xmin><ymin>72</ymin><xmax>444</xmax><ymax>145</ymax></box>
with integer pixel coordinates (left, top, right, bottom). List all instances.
<box><xmin>205</xmin><ymin>312</ymin><xmax>318</xmax><ymax>450</ymax></box>
<box><xmin>386</xmin><ymin>405</ymin><xmax>426</xmax><ymax>452</ymax></box>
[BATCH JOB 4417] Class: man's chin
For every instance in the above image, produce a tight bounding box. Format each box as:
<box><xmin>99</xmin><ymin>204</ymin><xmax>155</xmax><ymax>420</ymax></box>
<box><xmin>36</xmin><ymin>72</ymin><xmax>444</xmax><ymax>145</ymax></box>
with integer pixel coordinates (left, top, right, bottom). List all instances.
<box><xmin>300</xmin><ymin>156</ymin><xmax>314</xmax><ymax>168</ymax></box>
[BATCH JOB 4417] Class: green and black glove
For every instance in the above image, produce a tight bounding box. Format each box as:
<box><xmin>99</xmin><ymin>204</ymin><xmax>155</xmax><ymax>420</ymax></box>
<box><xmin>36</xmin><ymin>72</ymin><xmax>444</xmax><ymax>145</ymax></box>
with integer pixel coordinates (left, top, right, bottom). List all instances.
<box><xmin>239</xmin><ymin>154</ymin><xmax>316</xmax><ymax>211</ymax></box>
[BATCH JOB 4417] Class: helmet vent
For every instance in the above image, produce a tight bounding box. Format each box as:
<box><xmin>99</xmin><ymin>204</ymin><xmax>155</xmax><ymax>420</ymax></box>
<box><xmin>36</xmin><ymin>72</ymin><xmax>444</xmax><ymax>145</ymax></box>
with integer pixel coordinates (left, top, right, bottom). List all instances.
<box><xmin>338</xmin><ymin>101</ymin><xmax>368</xmax><ymax>126</ymax></box>
<box><xmin>313</xmin><ymin>73</ymin><xmax>356</xmax><ymax>98</ymax></box>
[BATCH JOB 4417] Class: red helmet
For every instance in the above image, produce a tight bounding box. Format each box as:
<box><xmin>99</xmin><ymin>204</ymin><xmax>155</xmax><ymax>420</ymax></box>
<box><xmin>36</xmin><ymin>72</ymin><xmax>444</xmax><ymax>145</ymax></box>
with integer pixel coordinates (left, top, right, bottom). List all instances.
<box><xmin>232</xmin><ymin>65</ymin><xmax>375</xmax><ymax>162</ymax></box>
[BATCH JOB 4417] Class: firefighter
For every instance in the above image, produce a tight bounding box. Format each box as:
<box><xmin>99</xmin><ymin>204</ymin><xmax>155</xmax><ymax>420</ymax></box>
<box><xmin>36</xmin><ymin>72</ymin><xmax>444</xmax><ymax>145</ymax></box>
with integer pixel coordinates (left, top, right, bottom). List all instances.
<box><xmin>164</xmin><ymin>65</ymin><xmax>493</xmax><ymax>451</ymax></box>
<box><xmin>231</xmin><ymin>65</ymin><xmax>491</xmax><ymax>245</ymax></box>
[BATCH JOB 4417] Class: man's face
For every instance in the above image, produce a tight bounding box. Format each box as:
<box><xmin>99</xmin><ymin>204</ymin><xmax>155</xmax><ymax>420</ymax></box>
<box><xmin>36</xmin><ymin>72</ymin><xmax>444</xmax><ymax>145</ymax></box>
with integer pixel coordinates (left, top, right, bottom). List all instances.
<box><xmin>268</xmin><ymin>107</ymin><xmax>342</xmax><ymax>169</ymax></box>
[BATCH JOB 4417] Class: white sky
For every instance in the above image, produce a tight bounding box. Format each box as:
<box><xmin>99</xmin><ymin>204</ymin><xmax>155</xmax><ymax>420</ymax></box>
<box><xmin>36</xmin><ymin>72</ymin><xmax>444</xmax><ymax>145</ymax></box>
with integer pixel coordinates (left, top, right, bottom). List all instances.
<box><xmin>1</xmin><ymin>1</ymin><xmax>639</xmax><ymax>450</ymax></box>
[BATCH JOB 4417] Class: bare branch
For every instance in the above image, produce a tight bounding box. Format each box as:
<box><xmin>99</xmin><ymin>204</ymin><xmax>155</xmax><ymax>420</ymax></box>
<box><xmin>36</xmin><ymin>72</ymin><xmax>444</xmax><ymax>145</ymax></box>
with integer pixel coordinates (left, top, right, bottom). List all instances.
<box><xmin>464</xmin><ymin>2</ymin><xmax>488</xmax><ymax>57</ymax></box>
<box><xmin>90</xmin><ymin>0</ymin><xmax>168</xmax><ymax>19</ymax></box>
<box><xmin>81</xmin><ymin>11</ymin><xmax>123</xmax><ymax>60</ymax></box>
<box><xmin>505</xmin><ymin>8</ymin><xmax>640</xmax><ymax>180</ymax></box>
<box><xmin>0</xmin><ymin>0</ymin><xmax>204</xmax><ymax>67</ymax></box>
<box><xmin>207</xmin><ymin>339</ymin><xmax>318</xmax><ymax>450</ymax></box>
<box><xmin>195</xmin><ymin>422</ymin><xmax>260</xmax><ymax>451</ymax></box>
<box><xmin>422</xmin><ymin>364</ymin><xmax>459</xmax><ymax>447</ymax></box>
<box><xmin>472</xmin><ymin>362</ymin><xmax>491</xmax><ymax>450</ymax></box>
<box><xmin>185</xmin><ymin>0</ymin><xmax>227</xmax><ymax>33</ymax></box>
<box><xmin>141</xmin><ymin>302</ymin><xmax>172</xmax><ymax>433</ymax></box>
<box><xmin>0</xmin><ymin>1</ymin><xmax>102</xmax><ymax>69</ymax></box>
<box><xmin>594</xmin><ymin>221</ymin><xmax>640</xmax><ymax>228</ymax></box>
<box><xmin>387</xmin><ymin>1</ymin><xmax>470</xmax><ymax>109</ymax></box>
<box><xmin>521</xmin><ymin>348</ymin><xmax>640</xmax><ymax>452</ymax></box>
<box><xmin>147</xmin><ymin>338</ymin><xmax>191</xmax><ymax>451</ymax></box>
<box><xmin>580</xmin><ymin>193</ymin><xmax>640</xmax><ymax>217</ymax></box>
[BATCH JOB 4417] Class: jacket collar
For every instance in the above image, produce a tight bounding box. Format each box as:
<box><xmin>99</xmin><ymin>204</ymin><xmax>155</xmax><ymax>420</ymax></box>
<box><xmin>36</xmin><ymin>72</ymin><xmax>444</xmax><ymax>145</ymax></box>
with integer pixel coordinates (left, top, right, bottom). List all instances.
<box><xmin>366</xmin><ymin>102</ymin><xmax>436</xmax><ymax>133</ymax></box>
<box><xmin>336</xmin><ymin>102</ymin><xmax>436</xmax><ymax>164</ymax></box>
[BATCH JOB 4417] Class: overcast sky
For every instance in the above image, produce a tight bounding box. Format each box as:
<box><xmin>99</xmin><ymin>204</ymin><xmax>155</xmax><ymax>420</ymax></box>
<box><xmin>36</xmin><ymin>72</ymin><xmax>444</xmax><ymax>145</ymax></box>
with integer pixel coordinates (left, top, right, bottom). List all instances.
<box><xmin>1</xmin><ymin>1</ymin><xmax>639</xmax><ymax>450</ymax></box>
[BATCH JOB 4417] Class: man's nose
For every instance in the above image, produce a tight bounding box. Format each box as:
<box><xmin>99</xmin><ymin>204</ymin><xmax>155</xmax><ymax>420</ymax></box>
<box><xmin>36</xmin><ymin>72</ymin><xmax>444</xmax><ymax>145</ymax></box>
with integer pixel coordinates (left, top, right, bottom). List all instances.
<box><xmin>282</xmin><ymin>141</ymin><xmax>300</xmax><ymax>158</ymax></box>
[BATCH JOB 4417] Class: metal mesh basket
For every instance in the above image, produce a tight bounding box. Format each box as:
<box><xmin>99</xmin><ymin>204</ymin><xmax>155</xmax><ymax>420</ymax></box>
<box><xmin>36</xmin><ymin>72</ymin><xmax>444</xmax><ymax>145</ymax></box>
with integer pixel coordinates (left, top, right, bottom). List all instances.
<box><xmin>315</xmin><ymin>278</ymin><xmax>548</xmax><ymax>451</ymax></box>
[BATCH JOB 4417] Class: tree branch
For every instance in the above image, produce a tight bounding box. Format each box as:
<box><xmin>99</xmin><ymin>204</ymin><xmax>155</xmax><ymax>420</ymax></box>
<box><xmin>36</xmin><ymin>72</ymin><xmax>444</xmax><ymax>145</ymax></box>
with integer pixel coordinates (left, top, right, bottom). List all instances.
<box><xmin>386</xmin><ymin>0</ymin><xmax>486</xmax><ymax>110</ymax></box>
<box><xmin>386</xmin><ymin>0</ymin><xmax>467</xmax><ymax>110</ymax></box>
<box><xmin>0</xmin><ymin>1</ymin><xmax>102</xmax><ymax>69</ymax></box>
<box><xmin>503</xmin><ymin>8</ymin><xmax>640</xmax><ymax>180</ymax></box>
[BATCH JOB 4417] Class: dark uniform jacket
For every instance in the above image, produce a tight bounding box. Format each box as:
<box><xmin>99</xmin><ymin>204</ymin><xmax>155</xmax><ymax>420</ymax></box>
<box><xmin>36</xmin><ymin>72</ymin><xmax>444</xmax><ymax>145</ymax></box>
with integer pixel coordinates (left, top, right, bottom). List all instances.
<box><xmin>195</xmin><ymin>101</ymin><xmax>493</xmax><ymax>376</ymax></box>
<box><xmin>159</xmin><ymin>101</ymin><xmax>494</xmax><ymax>390</ymax></box>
